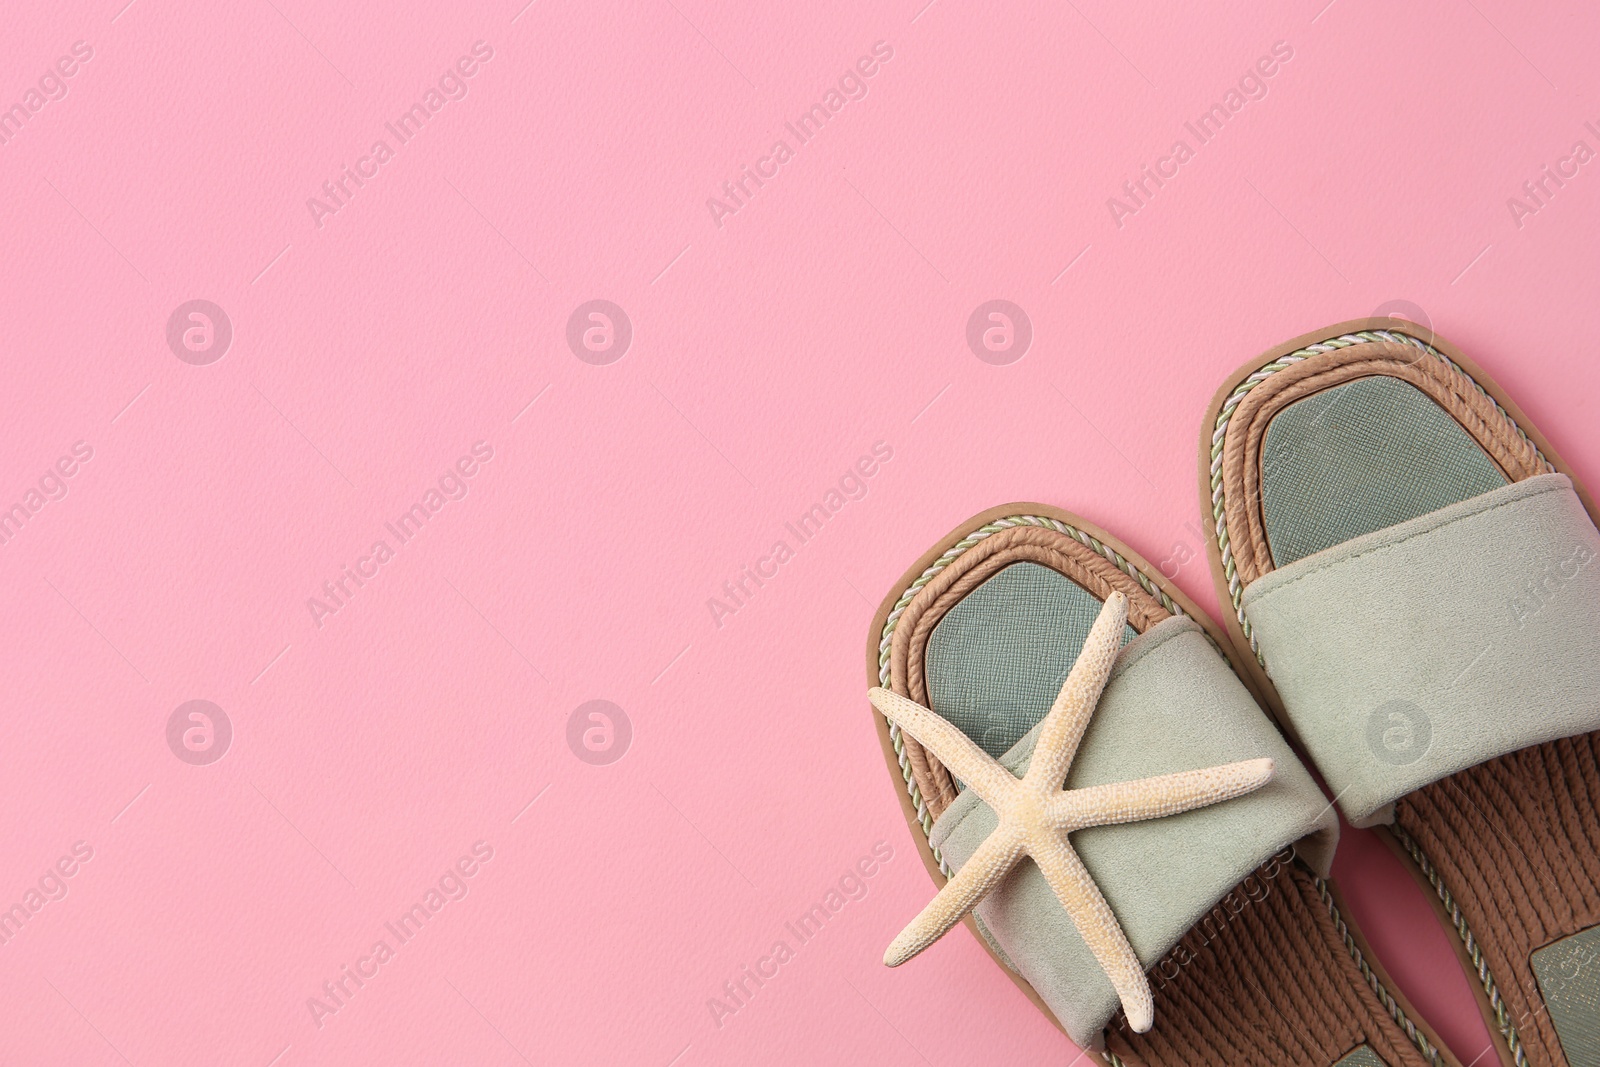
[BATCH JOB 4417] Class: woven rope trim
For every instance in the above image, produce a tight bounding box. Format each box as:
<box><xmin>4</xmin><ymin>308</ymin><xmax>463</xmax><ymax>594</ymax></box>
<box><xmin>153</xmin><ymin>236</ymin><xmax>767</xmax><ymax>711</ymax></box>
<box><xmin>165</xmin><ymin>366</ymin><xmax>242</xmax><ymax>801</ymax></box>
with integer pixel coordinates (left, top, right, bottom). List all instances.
<box><xmin>1390</xmin><ymin>826</ymin><xmax>1527</xmax><ymax>1067</ymax></box>
<box><xmin>1097</xmin><ymin>866</ymin><xmax>1443</xmax><ymax>1067</ymax></box>
<box><xmin>875</xmin><ymin>514</ymin><xmax>1183</xmax><ymax>876</ymax></box>
<box><xmin>876</xmin><ymin>516</ymin><xmax>1440</xmax><ymax>1063</ymax></box>
<box><xmin>1206</xmin><ymin>328</ymin><xmax>1554</xmax><ymax>664</ymax></box>
<box><xmin>1312</xmin><ymin>872</ymin><xmax>1444</xmax><ymax>1067</ymax></box>
<box><xmin>1204</xmin><ymin>326</ymin><xmax>1542</xmax><ymax>1064</ymax></box>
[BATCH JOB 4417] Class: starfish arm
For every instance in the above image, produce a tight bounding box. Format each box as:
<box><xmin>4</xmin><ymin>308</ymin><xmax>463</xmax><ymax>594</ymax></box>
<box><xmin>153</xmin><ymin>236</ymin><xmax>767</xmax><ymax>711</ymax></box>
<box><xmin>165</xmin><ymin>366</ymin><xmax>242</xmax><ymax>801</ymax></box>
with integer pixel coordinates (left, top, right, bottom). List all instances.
<box><xmin>1029</xmin><ymin>829</ymin><xmax>1155</xmax><ymax>1034</ymax></box>
<box><xmin>884</xmin><ymin>826</ymin><xmax>1024</xmax><ymax>967</ymax></box>
<box><xmin>867</xmin><ymin>687</ymin><xmax>1018</xmax><ymax>807</ymax></box>
<box><xmin>1025</xmin><ymin>592</ymin><xmax>1128</xmax><ymax>792</ymax></box>
<box><xmin>1050</xmin><ymin>757</ymin><xmax>1275</xmax><ymax>829</ymax></box>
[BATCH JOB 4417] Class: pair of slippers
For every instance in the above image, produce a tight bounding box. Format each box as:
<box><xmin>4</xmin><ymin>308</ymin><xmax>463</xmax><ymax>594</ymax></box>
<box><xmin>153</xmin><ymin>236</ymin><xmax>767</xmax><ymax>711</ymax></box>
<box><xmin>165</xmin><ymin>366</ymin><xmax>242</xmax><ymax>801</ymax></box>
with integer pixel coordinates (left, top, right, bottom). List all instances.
<box><xmin>863</xmin><ymin>318</ymin><xmax>1600</xmax><ymax>1067</ymax></box>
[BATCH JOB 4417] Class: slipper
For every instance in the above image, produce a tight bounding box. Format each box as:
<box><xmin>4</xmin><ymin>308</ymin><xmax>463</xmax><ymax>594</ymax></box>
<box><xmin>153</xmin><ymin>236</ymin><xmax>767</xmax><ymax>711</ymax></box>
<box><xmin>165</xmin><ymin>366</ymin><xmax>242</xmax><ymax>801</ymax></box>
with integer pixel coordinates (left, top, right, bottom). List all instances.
<box><xmin>1201</xmin><ymin>317</ymin><xmax>1600</xmax><ymax>1067</ymax></box>
<box><xmin>866</xmin><ymin>503</ymin><xmax>1456</xmax><ymax>1066</ymax></box>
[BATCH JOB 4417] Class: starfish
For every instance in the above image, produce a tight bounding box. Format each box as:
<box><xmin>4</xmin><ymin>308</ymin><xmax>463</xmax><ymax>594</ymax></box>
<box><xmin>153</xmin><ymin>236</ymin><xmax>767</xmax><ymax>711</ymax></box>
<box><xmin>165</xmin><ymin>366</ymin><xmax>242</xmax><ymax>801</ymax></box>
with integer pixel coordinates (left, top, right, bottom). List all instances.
<box><xmin>868</xmin><ymin>591</ymin><xmax>1275</xmax><ymax>1032</ymax></box>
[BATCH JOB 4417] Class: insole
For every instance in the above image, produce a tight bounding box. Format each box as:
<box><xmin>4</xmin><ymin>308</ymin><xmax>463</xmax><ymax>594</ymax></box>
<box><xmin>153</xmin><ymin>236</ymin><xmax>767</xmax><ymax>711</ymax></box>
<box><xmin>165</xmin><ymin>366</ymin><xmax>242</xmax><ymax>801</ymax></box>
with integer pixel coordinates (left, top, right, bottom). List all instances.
<box><xmin>1260</xmin><ymin>375</ymin><xmax>1506</xmax><ymax>567</ymax></box>
<box><xmin>1258</xmin><ymin>373</ymin><xmax>1600</xmax><ymax>1067</ymax></box>
<box><xmin>922</xmin><ymin>561</ymin><xmax>1439</xmax><ymax>1067</ymax></box>
<box><xmin>1106</xmin><ymin>862</ymin><xmax>1437</xmax><ymax>1067</ymax></box>
<box><xmin>926</xmin><ymin>562</ymin><xmax>1133</xmax><ymax>758</ymax></box>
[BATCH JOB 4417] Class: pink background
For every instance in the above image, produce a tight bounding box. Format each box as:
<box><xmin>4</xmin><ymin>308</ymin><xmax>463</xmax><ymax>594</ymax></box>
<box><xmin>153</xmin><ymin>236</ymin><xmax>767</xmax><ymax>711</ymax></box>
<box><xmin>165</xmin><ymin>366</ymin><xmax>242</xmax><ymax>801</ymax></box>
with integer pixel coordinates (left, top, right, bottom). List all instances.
<box><xmin>3</xmin><ymin>0</ymin><xmax>1597</xmax><ymax>1063</ymax></box>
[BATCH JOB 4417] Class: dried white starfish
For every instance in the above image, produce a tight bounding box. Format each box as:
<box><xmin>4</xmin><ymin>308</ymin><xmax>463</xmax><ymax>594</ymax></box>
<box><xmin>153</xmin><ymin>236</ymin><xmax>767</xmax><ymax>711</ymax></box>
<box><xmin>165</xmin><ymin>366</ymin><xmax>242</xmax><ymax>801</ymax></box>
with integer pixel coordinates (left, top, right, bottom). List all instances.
<box><xmin>868</xmin><ymin>591</ymin><xmax>1274</xmax><ymax>1032</ymax></box>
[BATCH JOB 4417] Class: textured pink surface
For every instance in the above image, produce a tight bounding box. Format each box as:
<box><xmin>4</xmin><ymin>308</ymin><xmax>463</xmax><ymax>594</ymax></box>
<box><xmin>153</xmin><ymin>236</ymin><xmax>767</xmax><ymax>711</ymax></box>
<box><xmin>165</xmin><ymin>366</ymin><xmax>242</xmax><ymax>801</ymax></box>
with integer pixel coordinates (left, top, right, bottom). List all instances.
<box><xmin>3</xmin><ymin>0</ymin><xmax>1597</xmax><ymax>1063</ymax></box>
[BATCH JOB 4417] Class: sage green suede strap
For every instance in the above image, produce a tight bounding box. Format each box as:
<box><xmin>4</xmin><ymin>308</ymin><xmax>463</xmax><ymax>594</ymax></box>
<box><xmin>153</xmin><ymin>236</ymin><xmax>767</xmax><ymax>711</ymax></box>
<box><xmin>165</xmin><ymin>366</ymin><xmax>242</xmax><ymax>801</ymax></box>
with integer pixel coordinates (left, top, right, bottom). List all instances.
<box><xmin>929</xmin><ymin>616</ymin><xmax>1337</xmax><ymax>1048</ymax></box>
<box><xmin>1243</xmin><ymin>474</ymin><xmax>1600</xmax><ymax>827</ymax></box>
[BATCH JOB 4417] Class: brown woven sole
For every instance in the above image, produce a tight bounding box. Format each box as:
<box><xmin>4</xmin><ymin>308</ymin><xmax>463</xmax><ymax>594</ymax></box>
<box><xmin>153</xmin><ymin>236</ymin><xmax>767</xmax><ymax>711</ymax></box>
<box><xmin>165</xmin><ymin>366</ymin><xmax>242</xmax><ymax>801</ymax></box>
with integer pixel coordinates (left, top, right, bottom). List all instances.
<box><xmin>1200</xmin><ymin>317</ymin><xmax>1600</xmax><ymax>1067</ymax></box>
<box><xmin>865</xmin><ymin>502</ymin><xmax>1457</xmax><ymax>1066</ymax></box>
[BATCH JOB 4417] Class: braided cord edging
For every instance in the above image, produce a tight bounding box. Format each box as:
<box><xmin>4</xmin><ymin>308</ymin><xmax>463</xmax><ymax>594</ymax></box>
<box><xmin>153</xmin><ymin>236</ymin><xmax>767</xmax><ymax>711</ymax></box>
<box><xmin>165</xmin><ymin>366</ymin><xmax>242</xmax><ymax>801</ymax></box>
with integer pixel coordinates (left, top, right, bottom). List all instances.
<box><xmin>1098</xmin><ymin>871</ymin><xmax>1445</xmax><ymax>1067</ymax></box>
<box><xmin>1390</xmin><ymin>826</ymin><xmax>1527</xmax><ymax>1067</ymax></box>
<box><xmin>1201</xmin><ymin>324</ymin><xmax>1544</xmax><ymax>1067</ymax></box>
<box><xmin>1313</xmin><ymin>872</ymin><xmax>1444</xmax><ymax>1067</ymax></box>
<box><xmin>875</xmin><ymin>515</ymin><xmax>1183</xmax><ymax>876</ymax></box>
<box><xmin>1206</xmin><ymin>327</ymin><xmax>1554</xmax><ymax>666</ymax></box>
